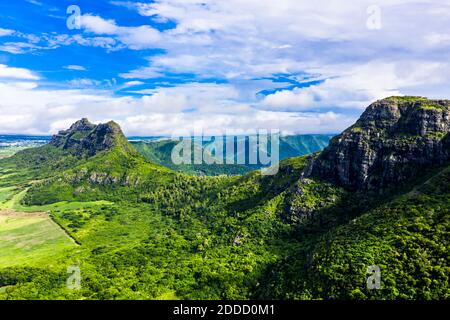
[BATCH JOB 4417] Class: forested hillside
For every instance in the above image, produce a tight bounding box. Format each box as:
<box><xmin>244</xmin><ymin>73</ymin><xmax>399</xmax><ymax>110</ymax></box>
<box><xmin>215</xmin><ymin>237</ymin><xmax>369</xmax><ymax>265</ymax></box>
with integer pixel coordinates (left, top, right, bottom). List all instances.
<box><xmin>0</xmin><ymin>97</ymin><xmax>448</xmax><ymax>300</ymax></box>
<box><xmin>131</xmin><ymin>134</ymin><xmax>332</xmax><ymax>176</ymax></box>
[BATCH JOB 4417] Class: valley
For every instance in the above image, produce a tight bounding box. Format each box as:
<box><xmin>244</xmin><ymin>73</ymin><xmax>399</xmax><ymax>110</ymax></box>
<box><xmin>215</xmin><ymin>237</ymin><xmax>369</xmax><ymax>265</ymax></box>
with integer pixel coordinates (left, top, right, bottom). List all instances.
<box><xmin>0</xmin><ymin>134</ymin><xmax>333</xmax><ymax>176</ymax></box>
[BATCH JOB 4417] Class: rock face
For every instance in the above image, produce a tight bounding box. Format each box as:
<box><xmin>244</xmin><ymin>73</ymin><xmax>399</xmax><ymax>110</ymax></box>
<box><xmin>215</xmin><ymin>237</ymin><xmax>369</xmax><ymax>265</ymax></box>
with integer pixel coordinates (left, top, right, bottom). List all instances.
<box><xmin>49</xmin><ymin>118</ymin><xmax>127</xmax><ymax>156</ymax></box>
<box><xmin>309</xmin><ymin>97</ymin><xmax>450</xmax><ymax>191</ymax></box>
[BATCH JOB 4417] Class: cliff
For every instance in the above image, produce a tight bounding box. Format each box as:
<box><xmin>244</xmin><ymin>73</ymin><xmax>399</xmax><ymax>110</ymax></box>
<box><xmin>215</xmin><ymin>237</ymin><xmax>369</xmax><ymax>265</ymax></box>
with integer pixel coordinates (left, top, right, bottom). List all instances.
<box><xmin>309</xmin><ymin>96</ymin><xmax>450</xmax><ymax>191</ymax></box>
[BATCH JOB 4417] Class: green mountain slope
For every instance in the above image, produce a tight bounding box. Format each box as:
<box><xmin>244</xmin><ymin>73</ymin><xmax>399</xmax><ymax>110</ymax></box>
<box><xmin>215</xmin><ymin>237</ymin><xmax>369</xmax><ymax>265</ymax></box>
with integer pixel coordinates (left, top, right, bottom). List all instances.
<box><xmin>0</xmin><ymin>96</ymin><xmax>448</xmax><ymax>300</ymax></box>
<box><xmin>256</xmin><ymin>164</ymin><xmax>450</xmax><ymax>299</ymax></box>
<box><xmin>131</xmin><ymin>134</ymin><xmax>333</xmax><ymax>176</ymax></box>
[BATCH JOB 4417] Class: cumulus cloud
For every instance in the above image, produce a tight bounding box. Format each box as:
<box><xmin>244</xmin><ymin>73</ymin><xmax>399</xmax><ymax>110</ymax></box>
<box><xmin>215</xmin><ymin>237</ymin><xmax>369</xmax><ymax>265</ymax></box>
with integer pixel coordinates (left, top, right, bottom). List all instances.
<box><xmin>0</xmin><ymin>75</ymin><xmax>353</xmax><ymax>135</ymax></box>
<box><xmin>80</xmin><ymin>14</ymin><xmax>161</xmax><ymax>50</ymax></box>
<box><xmin>0</xmin><ymin>64</ymin><xmax>40</xmax><ymax>80</ymax></box>
<box><xmin>80</xmin><ymin>15</ymin><xmax>119</xmax><ymax>34</ymax></box>
<box><xmin>1</xmin><ymin>1</ymin><xmax>450</xmax><ymax>135</ymax></box>
<box><xmin>111</xmin><ymin>0</ymin><xmax>450</xmax><ymax>114</ymax></box>
<box><xmin>259</xmin><ymin>60</ymin><xmax>449</xmax><ymax>111</ymax></box>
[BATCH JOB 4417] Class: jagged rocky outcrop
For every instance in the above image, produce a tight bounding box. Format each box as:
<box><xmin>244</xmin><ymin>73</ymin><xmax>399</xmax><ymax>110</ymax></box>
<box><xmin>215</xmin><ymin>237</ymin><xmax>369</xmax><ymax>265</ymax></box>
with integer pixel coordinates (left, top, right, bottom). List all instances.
<box><xmin>309</xmin><ymin>96</ymin><xmax>450</xmax><ymax>192</ymax></box>
<box><xmin>49</xmin><ymin>118</ymin><xmax>128</xmax><ymax>157</ymax></box>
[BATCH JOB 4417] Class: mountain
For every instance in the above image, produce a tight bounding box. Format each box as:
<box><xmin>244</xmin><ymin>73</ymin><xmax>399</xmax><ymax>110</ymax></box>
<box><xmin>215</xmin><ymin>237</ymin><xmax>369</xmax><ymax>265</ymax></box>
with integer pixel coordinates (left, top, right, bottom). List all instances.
<box><xmin>279</xmin><ymin>134</ymin><xmax>333</xmax><ymax>158</ymax></box>
<box><xmin>0</xmin><ymin>96</ymin><xmax>448</xmax><ymax>300</ymax></box>
<box><xmin>49</xmin><ymin>118</ymin><xmax>135</xmax><ymax>157</ymax></box>
<box><xmin>0</xmin><ymin>128</ymin><xmax>332</xmax><ymax>176</ymax></box>
<box><xmin>310</xmin><ymin>97</ymin><xmax>450</xmax><ymax>191</ymax></box>
<box><xmin>263</xmin><ymin>97</ymin><xmax>450</xmax><ymax>299</ymax></box>
<box><xmin>131</xmin><ymin>134</ymin><xmax>333</xmax><ymax>176</ymax></box>
<box><xmin>131</xmin><ymin>139</ymin><xmax>255</xmax><ymax>176</ymax></box>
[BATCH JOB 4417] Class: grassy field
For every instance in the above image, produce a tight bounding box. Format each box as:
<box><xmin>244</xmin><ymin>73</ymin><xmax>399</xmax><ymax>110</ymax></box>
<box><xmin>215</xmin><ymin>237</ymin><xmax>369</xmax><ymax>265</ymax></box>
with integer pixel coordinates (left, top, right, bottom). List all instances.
<box><xmin>0</xmin><ymin>181</ymin><xmax>80</xmax><ymax>268</ymax></box>
<box><xmin>0</xmin><ymin>210</ymin><xmax>77</xmax><ymax>268</ymax></box>
<box><xmin>0</xmin><ymin>147</ymin><xmax>29</xmax><ymax>160</ymax></box>
<box><xmin>0</xmin><ymin>187</ymin><xmax>16</xmax><ymax>203</ymax></box>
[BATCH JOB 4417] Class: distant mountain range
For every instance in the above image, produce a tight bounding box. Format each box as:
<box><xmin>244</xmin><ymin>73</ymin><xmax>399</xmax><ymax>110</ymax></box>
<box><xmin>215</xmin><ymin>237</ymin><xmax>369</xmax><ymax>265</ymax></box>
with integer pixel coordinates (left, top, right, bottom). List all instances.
<box><xmin>0</xmin><ymin>133</ymin><xmax>334</xmax><ymax>175</ymax></box>
<box><xmin>131</xmin><ymin>134</ymin><xmax>333</xmax><ymax>175</ymax></box>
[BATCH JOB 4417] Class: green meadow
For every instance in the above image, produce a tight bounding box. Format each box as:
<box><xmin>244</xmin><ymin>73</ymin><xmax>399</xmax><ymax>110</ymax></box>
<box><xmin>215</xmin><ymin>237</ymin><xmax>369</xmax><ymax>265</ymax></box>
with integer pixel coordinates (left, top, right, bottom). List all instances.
<box><xmin>0</xmin><ymin>212</ymin><xmax>76</xmax><ymax>268</ymax></box>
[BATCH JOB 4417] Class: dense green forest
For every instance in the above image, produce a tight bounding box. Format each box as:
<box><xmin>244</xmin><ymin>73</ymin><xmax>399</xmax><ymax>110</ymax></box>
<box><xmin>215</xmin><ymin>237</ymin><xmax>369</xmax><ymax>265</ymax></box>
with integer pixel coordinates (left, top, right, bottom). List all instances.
<box><xmin>130</xmin><ymin>134</ymin><xmax>332</xmax><ymax>176</ymax></box>
<box><xmin>0</xmin><ymin>97</ymin><xmax>449</xmax><ymax>300</ymax></box>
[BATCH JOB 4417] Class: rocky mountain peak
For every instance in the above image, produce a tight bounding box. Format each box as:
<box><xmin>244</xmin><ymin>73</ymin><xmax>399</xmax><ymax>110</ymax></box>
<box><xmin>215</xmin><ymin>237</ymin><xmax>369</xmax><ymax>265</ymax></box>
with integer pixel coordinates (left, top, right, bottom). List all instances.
<box><xmin>357</xmin><ymin>96</ymin><xmax>450</xmax><ymax>134</ymax></box>
<box><xmin>49</xmin><ymin>119</ymin><xmax>128</xmax><ymax>156</ymax></box>
<box><xmin>308</xmin><ymin>96</ymin><xmax>450</xmax><ymax>191</ymax></box>
<box><xmin>68</xmin><ymin>118</ymin><xmax>96</xmax><ymax>132</ymax></box>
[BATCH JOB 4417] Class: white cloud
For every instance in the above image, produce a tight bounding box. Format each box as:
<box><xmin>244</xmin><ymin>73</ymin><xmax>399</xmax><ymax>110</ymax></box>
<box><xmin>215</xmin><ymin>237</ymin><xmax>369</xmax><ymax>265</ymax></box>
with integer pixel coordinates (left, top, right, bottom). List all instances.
<box><xmin>114</xmin><ymin>0</ymin><xmax>450</xmax><ymax>82</ymax></box>
<box><xmin>425</xmin><ymin>33</ymin><xmax>450</xmax><ymax>46</ymax></box>
<box><xmin>0</xmin><ymin>74</ymin><xmax>353</xmax><ymax>135</ymax></box>
<box><xmin>80</xmin><ymin>14</ymin><xmax>161</xmax><ymax>49</ymax></box>
<box><xmin>0</xmin><ymin>28</ymin><xmax>14</xmax><ymax>36</ymax></box>
<box><xmin>2</xmin><ymin>1</ymin><xmax>450</xmax><ymax>135</ymax></box>
<box><xmin>259</xmin><ymin>60</ymin><xmax>450</xmax><ymax>111</ymax></box>
<box><xmin>120</xmin><ymin>66</ymin><xmax>163</xmax><ymax>79</ymax></box>
<box><xmin>6</xmin><ymin>82</ymin><xmax>39</xmax><ymax>90</ymax></box>
<box><xmin>0</xmin><ymin>30</ymin><xmax>121</xmax><ymax>55</ymax></box>
<box><xmin>64</xmin><ymin>65</ymin><xmax>87</xmax><ymax>71</ymax></box>
<box><xmin>0</xmin><ymin>42</ymin><xmax>42</xmax><ymax>54</ymax></box>
<box><xmin>67</xmin><ymin>78</ymin><xmax>102</xmax><ymax>87</ymax></box>
<box><xmin>80</xmin><ymin>15</ymin><xmax>119</xmax><ymax>34</ymax></box>
<box><xmin>122</xmin><ymin>81</ymin><xmax>145</xmax><ymax>88</ymax></box>
<box><xmin>0</xmin><ymin>64</ymin><xmax>40</xmax><ymax>80</ymax></box>
<box><xmin>70</xmin><ymin>35</ymin><xmax>119</xmax><ymax>50</ymax></box>
<box><xmin>67</xmin><ymin>78</ymin><xmax>118</xmax><ymax>88</ymax></box>
<box><xmin>25</xmin><ymin>0</ymin><xmax>42</xmax><ymax>6</ymax></box>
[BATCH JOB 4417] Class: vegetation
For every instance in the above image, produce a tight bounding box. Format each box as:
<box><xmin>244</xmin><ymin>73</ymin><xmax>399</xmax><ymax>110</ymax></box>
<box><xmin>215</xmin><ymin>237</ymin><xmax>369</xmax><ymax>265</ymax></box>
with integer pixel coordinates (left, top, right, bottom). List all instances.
<box><xmin>0</xmin><ymin>113</ymin><xmax>448</xmax><ymax>300</ymax></box>
<box><xmin>0</xmin><ymin>211</ymin><xmax>76</xmax><ymax>268</ymax></box>
<box><xmin>257</xmin><ymin>166</ymin><xmax>450</xmax><ymax>299</ymax></box>
<box><xmin>0</xmin><ymin>146</ymin><xmax>29</xmax><ymax>159</ymax></box>
<box><xmin>131</xmin><ymin>134</ymin><xmax>332</xmax><ymax>176</ymax></box>
<box><xmin>385</xmin><ymin>96</ymin><xmax>429</xmax><ymax>103</ymax></box>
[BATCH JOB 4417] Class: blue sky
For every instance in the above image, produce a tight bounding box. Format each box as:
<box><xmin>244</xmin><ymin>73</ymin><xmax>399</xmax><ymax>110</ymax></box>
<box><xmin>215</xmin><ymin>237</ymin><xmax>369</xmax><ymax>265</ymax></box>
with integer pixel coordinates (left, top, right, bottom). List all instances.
<box><xmin>0</xmin><ymin>0</ymin><xmax>449</xmax><ymax>135</ymax></box>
